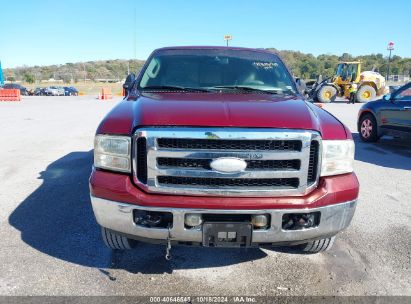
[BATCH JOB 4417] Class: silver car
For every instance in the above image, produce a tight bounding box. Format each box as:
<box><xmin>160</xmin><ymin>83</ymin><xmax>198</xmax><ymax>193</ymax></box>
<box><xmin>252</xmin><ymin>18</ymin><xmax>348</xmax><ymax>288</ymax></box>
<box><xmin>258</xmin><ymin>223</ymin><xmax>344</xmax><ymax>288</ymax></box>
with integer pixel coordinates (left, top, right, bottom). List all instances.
<box><xmin>45</xmin><ymin>86</ymin><xmax>65</xmax><ymax>96</ymax></box>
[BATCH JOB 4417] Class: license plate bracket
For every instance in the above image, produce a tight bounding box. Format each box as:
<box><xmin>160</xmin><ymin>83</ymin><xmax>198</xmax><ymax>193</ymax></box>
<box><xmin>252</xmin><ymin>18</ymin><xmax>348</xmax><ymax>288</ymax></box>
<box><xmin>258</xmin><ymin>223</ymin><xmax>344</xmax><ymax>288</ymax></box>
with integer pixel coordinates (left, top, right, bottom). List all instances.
<box><xmin>202</xmin><ymin>222</ymin><xmax>252</xmax><ymax>247</ymax></box>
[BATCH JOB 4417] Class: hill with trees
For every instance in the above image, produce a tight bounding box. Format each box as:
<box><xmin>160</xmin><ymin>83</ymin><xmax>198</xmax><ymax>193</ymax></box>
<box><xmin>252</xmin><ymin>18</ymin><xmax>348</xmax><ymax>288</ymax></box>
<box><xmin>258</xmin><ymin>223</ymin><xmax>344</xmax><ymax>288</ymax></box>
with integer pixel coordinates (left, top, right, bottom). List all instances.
<box><xmin>273</xmin><ymin>49</ymin><xmax>411</xmax><ymax>80</ymax></box>
<box><xmin>3</xmin><ymin>49</ymin><xmax>411</xmax><ymax>83</ymax></box>
<box><xmin>3</xmin><ymin>59</ymin><xmax>145</xmax><ymax>84</ymax></box>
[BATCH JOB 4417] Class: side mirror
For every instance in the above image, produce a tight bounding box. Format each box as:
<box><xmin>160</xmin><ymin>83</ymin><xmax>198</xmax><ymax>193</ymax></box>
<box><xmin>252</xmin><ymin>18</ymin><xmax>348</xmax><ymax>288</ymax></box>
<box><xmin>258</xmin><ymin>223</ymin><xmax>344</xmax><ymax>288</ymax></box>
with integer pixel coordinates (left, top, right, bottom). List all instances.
<box><xmin>295</xmin><ymin>78</ymin><xmax>307</xmax><ymax>95</ymax></box>
<box><xmin>123</xmin><ymin>73</ymin><xmax>136</xmax><ymax>93</ymax></box>
<box><xmin>383</xmin><ymin>94</ymin><xmax>392</xmax><ymax>101</ymax></box>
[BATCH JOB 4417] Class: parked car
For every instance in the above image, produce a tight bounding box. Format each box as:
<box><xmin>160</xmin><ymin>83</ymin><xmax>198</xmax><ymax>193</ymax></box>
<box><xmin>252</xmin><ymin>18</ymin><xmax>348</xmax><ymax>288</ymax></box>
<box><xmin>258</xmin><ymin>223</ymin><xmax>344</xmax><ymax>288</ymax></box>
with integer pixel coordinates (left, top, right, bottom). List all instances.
<box><xmin>358</xmin><ymin>82</ymin><xmax>411</xmax><ymax>142</ymax></box>
<box><xmin>389</xmin><ymin>85</ymin><xmax>401</xmax><ymax>94</ymax></box>
<box><xmin>90</xmin><ymin>46</ymin><xmax>359</xmax><ymax>256</ymax></box>
<box><xmin>33</xmin><ymin>87</ymin><xmax>47</xmax><ymax>96</ymax></box>
<box><xmin>2</xmin><ymin>83</ymin><xmax>29</xmax><ymax>95</ymax></box>
<box><xmin>56</xmin><ymin>86</ymin><xmax>65</xmax><ymax>96</ymax></box>
<box><xmin>44</xmin><ymin>86</ymin><xmax>65</xmax><ymax>96</ymax></box>
<box><xmin>63</xmin><ymin>86</ymin><xmax>79</xmax><ymax>96</ymax></box>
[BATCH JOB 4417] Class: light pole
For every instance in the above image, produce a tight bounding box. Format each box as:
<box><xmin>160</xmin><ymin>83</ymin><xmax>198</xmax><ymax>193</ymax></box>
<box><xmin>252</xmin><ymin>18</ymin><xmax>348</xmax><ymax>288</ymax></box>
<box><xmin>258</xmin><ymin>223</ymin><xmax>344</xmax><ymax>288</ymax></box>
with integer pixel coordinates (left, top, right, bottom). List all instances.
<box><xmin>133</xmin><ymin>7</ymin><xmax>137</xmax><ymax>60</ymax></box>
<box><xmin>224</xmin><ymin>35</ymin><xmax>232</xmax><ymax>47</ymax></box>
<box><xmin>82</xmin><ymin>63</ymin><xmax>86</xmax><ymax>84</ymax></box>
<box><xmin>387</xmin><ymin>41</ymin><xmax>394</xmax><ymax>81</ymax></box>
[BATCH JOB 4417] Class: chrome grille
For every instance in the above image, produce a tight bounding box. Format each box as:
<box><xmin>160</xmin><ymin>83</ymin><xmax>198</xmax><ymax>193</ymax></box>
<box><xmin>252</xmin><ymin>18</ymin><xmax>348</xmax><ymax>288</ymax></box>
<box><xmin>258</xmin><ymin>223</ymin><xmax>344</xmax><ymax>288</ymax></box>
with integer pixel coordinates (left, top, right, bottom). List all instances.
<box><xmin>133</xmin><ymin>128</ymin><xmax>321</xmax><ymax>197</ymax></box>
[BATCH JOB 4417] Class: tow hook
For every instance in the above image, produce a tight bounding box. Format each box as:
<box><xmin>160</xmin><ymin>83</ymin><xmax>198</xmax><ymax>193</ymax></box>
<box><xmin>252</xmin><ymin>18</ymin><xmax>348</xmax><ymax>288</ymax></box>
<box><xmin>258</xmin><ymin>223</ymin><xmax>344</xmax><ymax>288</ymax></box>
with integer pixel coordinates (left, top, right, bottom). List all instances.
<box><xmin>165</xmin><ymin>226</ymin><xmax>172</xmax><ymax>261</ymax></box>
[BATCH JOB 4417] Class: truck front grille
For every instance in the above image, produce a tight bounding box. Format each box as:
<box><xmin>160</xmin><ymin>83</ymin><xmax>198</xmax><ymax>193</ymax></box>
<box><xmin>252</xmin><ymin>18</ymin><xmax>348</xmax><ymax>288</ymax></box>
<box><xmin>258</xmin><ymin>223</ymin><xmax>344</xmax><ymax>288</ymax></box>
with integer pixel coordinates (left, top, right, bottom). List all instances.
<box><xmin>134</xmin><ymin>128</ymin><xmax>321</xmax><ymax>197</ymax></box>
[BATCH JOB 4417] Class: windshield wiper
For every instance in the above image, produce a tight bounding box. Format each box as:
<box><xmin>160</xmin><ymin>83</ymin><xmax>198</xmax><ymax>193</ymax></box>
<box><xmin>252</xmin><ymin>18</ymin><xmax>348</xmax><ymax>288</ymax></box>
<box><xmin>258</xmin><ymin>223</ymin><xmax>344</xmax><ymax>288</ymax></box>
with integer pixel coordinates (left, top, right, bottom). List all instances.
<box><xmin>212</xmin><ymin>85</ymin><xmax>283</xmax><ymax>94</ymax></box>
<box><xmin>141</xmin><ymin>85</ymin><xmax>211</xmax><ymax>92</ymax></box>
<box><xmin>281</xmin><ymin>88</ymin><xmax>298</xmax><ymax>96</ymax></box>
<box><xmin>215</xmin><ymin>85</ymin><xmax>299</xmax><ymax>96</ymax></box>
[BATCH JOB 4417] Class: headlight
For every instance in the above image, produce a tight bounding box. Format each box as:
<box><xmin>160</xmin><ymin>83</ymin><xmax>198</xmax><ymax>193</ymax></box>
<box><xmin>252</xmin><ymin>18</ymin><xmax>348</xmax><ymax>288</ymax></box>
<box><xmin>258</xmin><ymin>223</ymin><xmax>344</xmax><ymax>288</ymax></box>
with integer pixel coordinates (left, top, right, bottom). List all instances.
<box><xmin>321</xmin><ymin>140</ymin><xmax>355</xmax><ymax>177</ymax></box>
<box><xmin>94</xmin><ymin>135</ymin><xmax>131</xmax><ymax>172</ymax></box>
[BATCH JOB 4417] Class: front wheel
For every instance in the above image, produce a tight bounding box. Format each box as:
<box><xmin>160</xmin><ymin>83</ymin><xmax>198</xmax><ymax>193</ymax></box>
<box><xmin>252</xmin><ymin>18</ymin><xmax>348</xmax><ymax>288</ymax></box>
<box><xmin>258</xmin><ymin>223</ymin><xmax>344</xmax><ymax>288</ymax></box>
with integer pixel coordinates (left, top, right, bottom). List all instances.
<box><xmin>356</xmin><ymin>85</ymin><xmax>376</xmax><ymax>103</ymax></box>
<box><xmin>359</xmin><ymin>113</ymin><xmax>379</xmax><ymax>142</ymax></box>
<box><xmin>292</xmin><ymin>236</ymin><xmax>336</xmax><ymax>253</ymax></box>
<box><xmin>317</xmin><ymin>85</ymin><xmax>337</xmax><ymax>103</ymax></box>
<box><xmin>101</xmin><ymin>227</ymin><xmax>137</xmax><ymax>250</ymax></box>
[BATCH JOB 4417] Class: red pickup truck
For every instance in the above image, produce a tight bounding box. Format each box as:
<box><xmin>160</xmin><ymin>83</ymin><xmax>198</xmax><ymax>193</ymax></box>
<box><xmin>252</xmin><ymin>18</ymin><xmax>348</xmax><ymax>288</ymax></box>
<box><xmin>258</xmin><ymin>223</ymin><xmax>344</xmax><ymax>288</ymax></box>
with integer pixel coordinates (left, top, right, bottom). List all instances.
<box><xmin>90</xmin><ymin>47</ymin><xmax>359</xmax><ymax>257</ymax></box>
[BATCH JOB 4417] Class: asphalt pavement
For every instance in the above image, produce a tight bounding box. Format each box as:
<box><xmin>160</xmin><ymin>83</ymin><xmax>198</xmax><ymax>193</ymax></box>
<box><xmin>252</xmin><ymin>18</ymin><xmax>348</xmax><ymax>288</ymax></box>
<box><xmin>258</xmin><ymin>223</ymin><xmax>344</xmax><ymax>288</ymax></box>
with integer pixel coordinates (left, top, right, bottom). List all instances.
<box><xmin>0</xmin><ymin>96</ymin><xmax>410</xmax><ymax>296</ymax></box>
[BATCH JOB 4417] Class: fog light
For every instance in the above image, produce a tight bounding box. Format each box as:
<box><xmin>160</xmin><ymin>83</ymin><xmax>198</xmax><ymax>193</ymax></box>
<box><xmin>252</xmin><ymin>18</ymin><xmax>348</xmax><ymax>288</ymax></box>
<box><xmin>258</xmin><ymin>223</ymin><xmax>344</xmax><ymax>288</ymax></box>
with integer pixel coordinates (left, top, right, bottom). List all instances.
<box><xmin>185</xmin><ymin>214</ymin><xmax>203</xmax><ymax>227</ymax></box>
<box><xmin>133</xmin><ymin>210</ymin><xmax>173</xmax><ymax>228</ymax></box>
<box><xmin>282</xmin><ymin>212</ymin><xmax>320</xmax><ymax>230</ymax></box>
<box><xmin>251</xmin><ymin>214</ymin><xmax>269</xmax><ymax>228</ymax></box>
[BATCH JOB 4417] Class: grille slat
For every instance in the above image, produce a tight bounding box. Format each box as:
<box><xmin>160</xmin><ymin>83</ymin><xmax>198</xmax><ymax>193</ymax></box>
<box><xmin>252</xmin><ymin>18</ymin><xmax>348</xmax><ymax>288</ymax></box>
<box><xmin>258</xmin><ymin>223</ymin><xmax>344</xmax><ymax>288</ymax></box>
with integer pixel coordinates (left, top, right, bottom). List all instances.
<box><xmin>158</xmin><ymin>158</ymin><xmax>211</xmax><ymax>170</ymax></box>
<box><xmin>157</xmin><ymin>157</ymin><xmax>300</xmax><ymax>171</ymax></box>
<box><xmin>136</xmin><ymin>137</ymin><xmax>148</xmax><ymax>184</ymax></box>
<box><xmin>158</xmin><ymin>176</ymin><xmax>299</xmax><ymax>188</ymax></box>
<box><xmin>157</xmin><ymin>138</ymin><xmax>302</xmax><ymax>151</ymax></box>
<box><xmin>308</xmin><ymin>141</ymin><xmax>319</xmax><ymax>184</ymax></box>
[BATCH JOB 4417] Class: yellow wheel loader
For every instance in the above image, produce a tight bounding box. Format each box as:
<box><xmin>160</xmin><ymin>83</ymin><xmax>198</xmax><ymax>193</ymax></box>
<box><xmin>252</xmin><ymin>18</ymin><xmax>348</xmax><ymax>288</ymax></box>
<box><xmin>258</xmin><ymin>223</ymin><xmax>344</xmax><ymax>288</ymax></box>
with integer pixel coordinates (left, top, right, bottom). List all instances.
<box><xmin>309</xmin><ymin>62</ymin><xmax>387</xmax><ymax>103</ymax></box>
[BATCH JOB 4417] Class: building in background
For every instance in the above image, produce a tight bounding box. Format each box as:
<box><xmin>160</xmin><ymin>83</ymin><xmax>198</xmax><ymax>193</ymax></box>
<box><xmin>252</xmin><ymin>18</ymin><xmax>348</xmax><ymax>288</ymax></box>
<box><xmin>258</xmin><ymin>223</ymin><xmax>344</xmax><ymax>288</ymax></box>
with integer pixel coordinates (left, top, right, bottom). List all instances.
<box><xmin>387</xmin><ymin>75</ymin><xmax>410</xmax><ymax>83</ymax></box>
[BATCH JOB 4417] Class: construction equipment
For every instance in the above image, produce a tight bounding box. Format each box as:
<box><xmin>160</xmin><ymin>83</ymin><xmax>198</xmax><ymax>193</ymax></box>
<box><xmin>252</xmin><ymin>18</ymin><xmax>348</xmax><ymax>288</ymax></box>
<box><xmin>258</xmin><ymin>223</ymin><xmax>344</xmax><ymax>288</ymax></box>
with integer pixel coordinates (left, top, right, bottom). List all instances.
<box><xmin>308</xmin><ymin>62</ymin><xmax>387</xmax><ymax>103</ymax></box>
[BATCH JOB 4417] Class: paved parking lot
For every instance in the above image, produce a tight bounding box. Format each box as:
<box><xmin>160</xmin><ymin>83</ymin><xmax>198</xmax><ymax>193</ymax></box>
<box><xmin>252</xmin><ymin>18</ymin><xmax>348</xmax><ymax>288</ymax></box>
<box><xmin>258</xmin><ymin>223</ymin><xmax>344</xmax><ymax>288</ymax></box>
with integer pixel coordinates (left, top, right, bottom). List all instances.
<box><xmin>0</xmin><ymin>96</ymin><xmax>410</xmax><ymax>296</ymax></box>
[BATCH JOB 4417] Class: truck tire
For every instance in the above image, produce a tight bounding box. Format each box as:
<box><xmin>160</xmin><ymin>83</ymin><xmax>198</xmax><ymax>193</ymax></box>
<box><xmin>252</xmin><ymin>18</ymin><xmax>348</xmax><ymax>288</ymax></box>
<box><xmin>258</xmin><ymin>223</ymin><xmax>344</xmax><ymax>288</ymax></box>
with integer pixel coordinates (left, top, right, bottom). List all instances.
<box><xmin>359</xmin><ymin>113</ymin><xmax>379</xmax><ymax>142</ymax></box>
<box><xmin>296</xmin><ymin>236</ymin><xmax>335</xmax><ymax>253</ymax></box>
<box><xmin>317</xmin><ymin>85</ymin><xmax>337</xmax><ymax>103</ymax></box>
<box><xmin>101</xmin><ymin>227</ymin><xmax>136</xmax><ymax>250</ymax></box>
<box><xmin>356</xmin><ymin>85</ymin><xmax>376</xmax><ymax>103</ymax></box>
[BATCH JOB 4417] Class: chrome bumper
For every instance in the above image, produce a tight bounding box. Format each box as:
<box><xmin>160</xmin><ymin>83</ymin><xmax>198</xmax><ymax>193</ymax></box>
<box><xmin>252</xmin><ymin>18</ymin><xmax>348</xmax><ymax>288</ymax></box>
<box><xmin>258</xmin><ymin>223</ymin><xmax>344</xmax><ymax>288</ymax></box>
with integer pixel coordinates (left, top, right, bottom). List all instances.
<box><xmin>90</xmin><ymin>196</ymin><xmax>357</xmax><ymax>244</ymax></box>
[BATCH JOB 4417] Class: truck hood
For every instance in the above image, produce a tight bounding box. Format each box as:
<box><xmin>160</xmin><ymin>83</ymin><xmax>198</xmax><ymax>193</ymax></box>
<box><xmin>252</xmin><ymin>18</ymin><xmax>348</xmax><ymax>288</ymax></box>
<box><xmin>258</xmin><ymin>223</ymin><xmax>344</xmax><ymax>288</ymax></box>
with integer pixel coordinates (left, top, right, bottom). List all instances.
<box><xmin>97</xmin><ymin>92</ymin><xmax>349</xmax><ymax>140</ymax></box>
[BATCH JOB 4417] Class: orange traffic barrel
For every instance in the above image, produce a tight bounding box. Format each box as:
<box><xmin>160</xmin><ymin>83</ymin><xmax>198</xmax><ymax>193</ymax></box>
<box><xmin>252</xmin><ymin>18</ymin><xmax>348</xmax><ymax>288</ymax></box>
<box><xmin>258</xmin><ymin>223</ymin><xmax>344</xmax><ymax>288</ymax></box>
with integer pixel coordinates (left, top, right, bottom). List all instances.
<box><xmin>98</xmin><ymin>87</ymin><xmax>113</xmax><ymax>100</ymax></box>
<box><xmin>0</xmin><ymin>89</ymin><xmax>21</xmax><ymax>101</ymax></box>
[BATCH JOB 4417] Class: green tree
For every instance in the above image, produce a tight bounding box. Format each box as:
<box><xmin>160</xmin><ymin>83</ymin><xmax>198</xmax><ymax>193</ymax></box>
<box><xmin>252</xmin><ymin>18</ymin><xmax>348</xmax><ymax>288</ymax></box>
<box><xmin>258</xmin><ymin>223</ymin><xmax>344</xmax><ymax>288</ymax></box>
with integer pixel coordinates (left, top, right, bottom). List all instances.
<box><xmin>23</xmin><ymin>73</ymin><xmax>35</xmax><ymax>84</ymax></box>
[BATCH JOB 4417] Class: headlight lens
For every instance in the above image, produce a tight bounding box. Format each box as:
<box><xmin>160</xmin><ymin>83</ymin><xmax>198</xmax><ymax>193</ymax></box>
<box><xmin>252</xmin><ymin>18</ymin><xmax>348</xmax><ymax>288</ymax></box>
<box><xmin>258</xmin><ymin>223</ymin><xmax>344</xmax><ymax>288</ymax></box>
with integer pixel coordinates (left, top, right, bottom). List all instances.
<box><xmin>321</xmin><ymin>140</ymin><xmax>355</xmax><ymax>177</ymax></box>
<box><xmin>94</xmin><ymin>135</ymin><xmax>131</xmax><ymax>172</ymax></box>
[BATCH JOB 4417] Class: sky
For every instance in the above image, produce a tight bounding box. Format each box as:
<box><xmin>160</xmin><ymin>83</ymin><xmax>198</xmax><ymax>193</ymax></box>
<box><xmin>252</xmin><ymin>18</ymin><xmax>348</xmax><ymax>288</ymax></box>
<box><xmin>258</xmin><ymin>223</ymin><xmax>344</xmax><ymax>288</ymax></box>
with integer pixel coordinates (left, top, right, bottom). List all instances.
<box><xmin>0</xmin><ymin>0</ymin><xmax>410</xmax><ymax>68</ymax></box>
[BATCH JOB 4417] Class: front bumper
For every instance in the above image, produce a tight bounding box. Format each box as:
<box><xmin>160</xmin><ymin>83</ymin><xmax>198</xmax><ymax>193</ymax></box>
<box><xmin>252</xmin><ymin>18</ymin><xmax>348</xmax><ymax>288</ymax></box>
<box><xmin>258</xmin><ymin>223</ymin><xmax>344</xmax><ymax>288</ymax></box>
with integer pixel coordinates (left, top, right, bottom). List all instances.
<box><xmin>91</xmin><ymin>195</ymin><xmax>357</xmax><ymax>245</ymax></box>
<box><xmin>90</xmin><ymin>169</ymin><xmax>359</xmax><ymax>210</ymax></box>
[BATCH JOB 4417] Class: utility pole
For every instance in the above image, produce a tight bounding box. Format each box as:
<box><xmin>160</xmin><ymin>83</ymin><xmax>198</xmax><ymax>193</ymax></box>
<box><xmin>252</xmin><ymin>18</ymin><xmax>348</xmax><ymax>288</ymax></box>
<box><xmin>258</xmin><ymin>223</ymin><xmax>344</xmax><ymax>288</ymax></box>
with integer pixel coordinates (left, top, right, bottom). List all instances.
<box><xmin>82</xmin><ymin>63</ymin><xmax>86</xmax><ymax>84</ymax></box>
<box><xmin>387</xmin><ymin>41</ymin><xmax>395</xmax><ymax>81</ymax></box>
<box><xmin>134</xmin><ymin>7</ymin><xmax>137</xmax><ymax>60</ymax></box>
<box><xmin>128</xmin><ymin>7</ymin><xmax>137</xmax><ymax>77</ymax></box>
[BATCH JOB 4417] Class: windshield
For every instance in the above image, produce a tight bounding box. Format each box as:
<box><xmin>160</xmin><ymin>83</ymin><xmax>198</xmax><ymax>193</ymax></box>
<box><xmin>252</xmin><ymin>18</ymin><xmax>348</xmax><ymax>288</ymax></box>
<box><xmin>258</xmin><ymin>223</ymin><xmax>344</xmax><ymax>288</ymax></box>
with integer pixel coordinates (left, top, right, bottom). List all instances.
<box><xmin>138</xmin><ymin>49</ymin><xmax>296</xmax><ymax>93</ymax></box>
<box><xmin>336</xmin><ymin>64</ymin><xmax>344</xmax><ymax>76</ymax></box>
<box><xmin>335</xmin><ymin>63</ymin><xmax>358</xmax><ymax>80</ymax></box>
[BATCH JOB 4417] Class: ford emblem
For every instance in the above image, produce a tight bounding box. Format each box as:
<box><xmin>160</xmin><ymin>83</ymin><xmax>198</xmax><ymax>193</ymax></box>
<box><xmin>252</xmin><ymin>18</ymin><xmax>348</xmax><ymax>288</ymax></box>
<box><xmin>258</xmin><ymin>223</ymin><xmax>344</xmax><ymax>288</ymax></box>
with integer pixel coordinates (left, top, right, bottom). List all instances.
<box><xmin>210</xmin><ymin>157</ymin><xmax>247</xmax><ymax>173</ymax></box>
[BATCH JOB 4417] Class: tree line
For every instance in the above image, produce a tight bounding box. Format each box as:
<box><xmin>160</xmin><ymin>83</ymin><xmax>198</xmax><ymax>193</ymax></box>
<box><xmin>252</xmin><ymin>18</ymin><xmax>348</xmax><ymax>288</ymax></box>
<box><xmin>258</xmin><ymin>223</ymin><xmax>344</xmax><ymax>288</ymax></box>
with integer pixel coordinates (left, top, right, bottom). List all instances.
<box><xmin>4</xmin><ymin>49</ymin><xmax>411</xmax><ymax>84</ymax></box>
<box><xmin>275</xmin><ymin>49</ymin><xmax>411</xmax><ymax>80</ymax></box>
<box><xmin>4</xmin><ymin>59</ymin><xmax>145</xmax><ymax>84</ymax></box>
